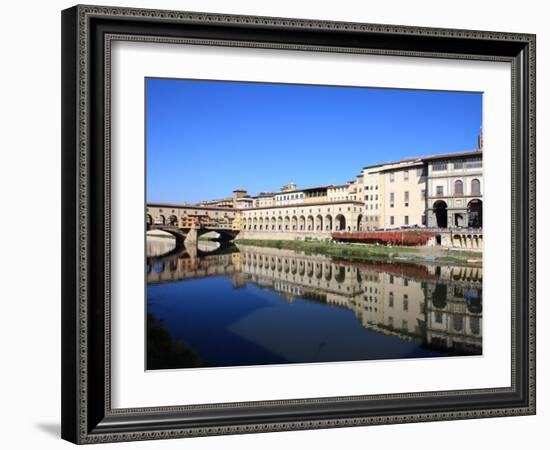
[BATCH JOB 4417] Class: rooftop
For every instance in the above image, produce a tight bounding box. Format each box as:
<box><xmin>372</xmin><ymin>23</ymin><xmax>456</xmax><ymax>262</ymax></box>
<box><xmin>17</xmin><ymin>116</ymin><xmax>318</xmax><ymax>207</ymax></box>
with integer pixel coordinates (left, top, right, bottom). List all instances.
<box><xmin>147</xmin><ymin>202</ymin><xmax>236</xmax><ymax>212</ymax></box>
<box><xmin>362</xmin><ymin>148</ymin><xmax>482</xmax><ymax>172</ymax></box>
<box><xmin>421</xmin><ymin>149</ymin><xmax>482</xmax><ymax>161</ymax></box>
<box><xmin>242</xmin><ymin>199</ymin><xmax>364</xmax><ymax>211</ymax></box>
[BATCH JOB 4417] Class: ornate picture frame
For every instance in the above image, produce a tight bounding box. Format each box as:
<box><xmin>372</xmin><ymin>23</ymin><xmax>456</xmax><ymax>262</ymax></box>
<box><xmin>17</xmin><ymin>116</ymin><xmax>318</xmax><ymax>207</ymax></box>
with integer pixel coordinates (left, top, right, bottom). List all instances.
<box><xmin>61</xmin><ymin>4</ymin><xmax>536</xmax><ymax>444</ymax></box>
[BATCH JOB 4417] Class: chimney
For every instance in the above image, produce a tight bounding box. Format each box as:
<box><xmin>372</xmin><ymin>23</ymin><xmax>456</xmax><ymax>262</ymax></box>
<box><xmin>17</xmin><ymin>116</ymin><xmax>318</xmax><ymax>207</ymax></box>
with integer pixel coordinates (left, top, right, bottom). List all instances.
<box><xmin>477</xmin><ymin>130</ymin><xmax>483</xmax><ymax>151</ymax></box>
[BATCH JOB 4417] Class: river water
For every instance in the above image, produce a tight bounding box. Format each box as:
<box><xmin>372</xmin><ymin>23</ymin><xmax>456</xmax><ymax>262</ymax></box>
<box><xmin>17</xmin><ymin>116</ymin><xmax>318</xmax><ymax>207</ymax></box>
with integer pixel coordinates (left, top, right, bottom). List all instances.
<box><xmin>146</xmin><ymin>237</ymin><xmax>482</xmax><ymax>370</ymax></box>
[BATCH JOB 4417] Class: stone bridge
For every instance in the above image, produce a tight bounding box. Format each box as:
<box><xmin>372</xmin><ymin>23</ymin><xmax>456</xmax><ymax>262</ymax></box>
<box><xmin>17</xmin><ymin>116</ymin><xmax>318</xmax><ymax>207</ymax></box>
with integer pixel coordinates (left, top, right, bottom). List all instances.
<box><xmin>146</xmin><ymin>223</ymin><xmax>240</xmax><ymax>247</ymax></box>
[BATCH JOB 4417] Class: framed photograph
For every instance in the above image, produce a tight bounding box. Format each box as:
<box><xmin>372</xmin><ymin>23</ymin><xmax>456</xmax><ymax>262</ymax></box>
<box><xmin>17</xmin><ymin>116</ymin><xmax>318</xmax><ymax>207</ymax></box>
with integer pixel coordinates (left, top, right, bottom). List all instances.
<box><xmin>61</xmin><ymin>5</ymin><xmax>536</xmax><ymax>444</ymax></box>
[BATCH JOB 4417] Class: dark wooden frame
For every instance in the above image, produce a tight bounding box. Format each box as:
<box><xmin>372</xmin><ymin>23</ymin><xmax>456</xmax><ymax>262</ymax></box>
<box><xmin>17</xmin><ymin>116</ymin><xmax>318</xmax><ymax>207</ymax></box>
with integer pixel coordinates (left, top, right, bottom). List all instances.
<box><xmin>61</xmin><ymin>4</ymin><xmax>536</xmax><ymax>444</ymax></box>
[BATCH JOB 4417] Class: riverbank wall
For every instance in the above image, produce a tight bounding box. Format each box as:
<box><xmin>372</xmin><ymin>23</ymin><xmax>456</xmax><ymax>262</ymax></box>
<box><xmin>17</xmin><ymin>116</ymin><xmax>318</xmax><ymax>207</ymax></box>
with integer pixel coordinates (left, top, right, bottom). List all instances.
<box><xmin>236</xmin><ymin>230</ymin><xmax>331</xmax><ymax>241</ymax></box>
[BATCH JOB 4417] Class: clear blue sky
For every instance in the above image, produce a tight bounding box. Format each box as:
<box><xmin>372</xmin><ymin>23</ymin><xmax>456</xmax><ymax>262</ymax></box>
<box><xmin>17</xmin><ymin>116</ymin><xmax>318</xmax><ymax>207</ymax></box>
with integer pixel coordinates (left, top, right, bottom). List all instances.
<box><xmin>146</xmin><ymin>78</ymin><xmax>482</xmax><ymax>204</ymax></box>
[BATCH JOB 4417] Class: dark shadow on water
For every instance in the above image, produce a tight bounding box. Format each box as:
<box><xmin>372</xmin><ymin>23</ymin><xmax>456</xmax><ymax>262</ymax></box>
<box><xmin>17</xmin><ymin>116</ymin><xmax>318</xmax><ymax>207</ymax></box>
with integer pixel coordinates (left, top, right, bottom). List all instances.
<box><xmin>35</xmin><ymin>422</ymin><xmax>60</xmax><ymax>438</ymax></box>
<box><xmin>147</xmin><ymin>312</ymin><xmax>208</xmax><ymax>370</ymax></box>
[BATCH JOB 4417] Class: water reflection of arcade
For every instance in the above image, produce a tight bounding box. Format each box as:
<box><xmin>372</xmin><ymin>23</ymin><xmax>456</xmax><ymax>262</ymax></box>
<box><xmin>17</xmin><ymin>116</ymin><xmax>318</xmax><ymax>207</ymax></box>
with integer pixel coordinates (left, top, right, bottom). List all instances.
<box><xmin>426</xmin><ymin>282</ymin><xmax>482</xmax><ymax>353</ymax></box>
<box><xmin>146</xmin><ymin>241</ymin><xmax>482</xmax><ymax>355</ymax></box>
<box><xmin>147</xmin><ymin>251</ymin><xmax>241</xmax><ymax>285</ymax></box>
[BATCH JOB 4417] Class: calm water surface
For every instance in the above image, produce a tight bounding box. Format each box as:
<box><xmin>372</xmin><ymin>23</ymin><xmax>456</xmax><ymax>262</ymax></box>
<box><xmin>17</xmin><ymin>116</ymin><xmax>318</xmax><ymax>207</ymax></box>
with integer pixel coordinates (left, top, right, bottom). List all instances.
<box><xmin>146</xmin><ymin>237</ymin><xmax>482</xmax><ymax>370</ymax></box>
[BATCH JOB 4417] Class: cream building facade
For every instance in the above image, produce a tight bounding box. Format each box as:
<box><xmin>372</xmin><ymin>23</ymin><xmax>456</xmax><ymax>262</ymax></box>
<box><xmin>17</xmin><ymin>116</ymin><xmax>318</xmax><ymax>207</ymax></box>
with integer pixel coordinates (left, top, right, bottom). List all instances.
<box><xmin>148</xmin><ymin>144</ymin><xmax>482</xmax><ymax>239</ymax></box>
<box><xmin>425</xmin><ymin>150</ymin><xmax>483</xmax><ymax>229</ymax></box>
<box><xmin>361</xmin><ymin>166</ymin><xmax>383</xmax><ymax>230</ymax></box>
<box><xmin>240</xmin><ymin>200</ymin><xmax>365</xmax><ymax>240</ymax></box>
<box><xmin>379</xmin><ymin>160</ymin><xmax>427</xmax><ymax>229</ymax></box>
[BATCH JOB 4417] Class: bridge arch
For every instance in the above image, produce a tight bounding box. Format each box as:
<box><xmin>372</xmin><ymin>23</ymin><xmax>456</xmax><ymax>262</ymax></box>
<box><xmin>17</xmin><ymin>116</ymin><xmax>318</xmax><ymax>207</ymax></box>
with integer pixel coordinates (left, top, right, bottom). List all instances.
<box><xmin>146</xmin><ymin>214</ymin><xmax>153</xmax><ymax>225</ymax></box>
<box><xmin>168</xmin><ymin>215</ymin><xmax>178</xmax><ymax>226</ymax></box>
<box><xmin>159</xmin><ymin>214</ymin><xmax>166</xmax><ymax>225</ymax></box>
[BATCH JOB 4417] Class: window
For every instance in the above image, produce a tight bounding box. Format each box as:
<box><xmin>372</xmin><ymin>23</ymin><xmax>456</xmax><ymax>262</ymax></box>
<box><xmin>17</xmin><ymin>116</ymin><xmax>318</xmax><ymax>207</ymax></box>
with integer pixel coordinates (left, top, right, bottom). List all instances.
<box><xmin>454</xmin><ymin>180</ymin><xmax>463</xmax><ymax>195</ymax></box>
<box><xmin>390</xmin><ymin>216</ymin><xmax>394</xmax><ymax>225</ymax></box>
<box><xmin>422</xmin><ymin>215</ymin><xmax>426</xmax><ymax>225</ymax></box>
<box><xmin>389</xmin><ymin>172</ymin><xmax>395</xmax><ymax>183</ymax></box>
<box><xmin>436</xmin><ymin>185</ymin><xmax>444</xmax><ymax>196</ymax></box>
<box><xmin>471</xmin><ymin>179</ymin><xmax>481</xmax><ymax>195</ymax></box>
<box><xmin>404</xmin><ymin>170</ymin><xmax>409</xmax><ymax>181</ymax></box>
<box><xmin>465</xmin><ymin>157</ymin><xmax>482</xmax><ymax>169</ymax></box>
<box><xmin>390</xmin><ymin>192</ymin><xmax>394</xmax><ymax>207</ymax></box>
<box><xmin>404</xmin><ymin>191</ymin><xmax>409</xmax><ymax>207</ymax></box>
<box><xmin>454</xmin><ymin>160</ymin><xmax>464</xmax><ymax>169</ymax></box>
<box><xmin>403</xmin><ymin>296</ymin><xmax>408</xmax><ymax>311</ymax></box>
<box><xmin>389</xmin><ymin>292</ymin><xmax>394</xmax><ymax>307</ymax></box>
<box><xmin>433</xmin><ymin>161</ymin><xmax>448</xmax><ymax>171</ymax></box>
<box><xmin>404</xmin><ymin>215</ymin><xmax>409</xmax><ymax>225</ymax></box>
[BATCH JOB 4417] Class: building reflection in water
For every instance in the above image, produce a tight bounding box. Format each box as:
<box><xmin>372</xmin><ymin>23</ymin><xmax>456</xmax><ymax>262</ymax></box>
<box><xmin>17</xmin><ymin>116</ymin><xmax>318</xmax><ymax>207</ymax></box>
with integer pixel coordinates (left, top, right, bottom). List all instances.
<box><xmin>146</xmin><ymin>239</ymin><xmax>482</xmax><ymax>369</ymax></box>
